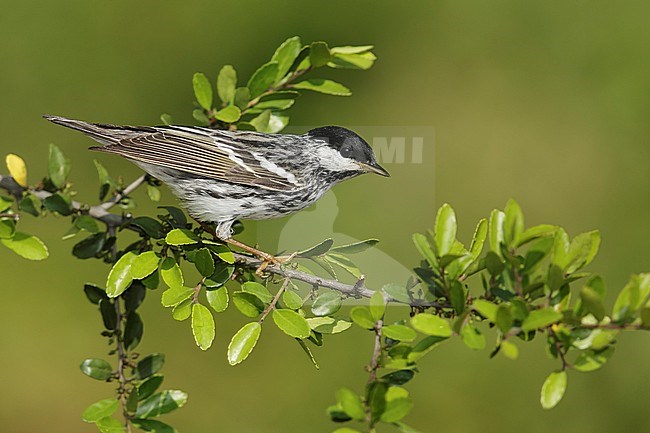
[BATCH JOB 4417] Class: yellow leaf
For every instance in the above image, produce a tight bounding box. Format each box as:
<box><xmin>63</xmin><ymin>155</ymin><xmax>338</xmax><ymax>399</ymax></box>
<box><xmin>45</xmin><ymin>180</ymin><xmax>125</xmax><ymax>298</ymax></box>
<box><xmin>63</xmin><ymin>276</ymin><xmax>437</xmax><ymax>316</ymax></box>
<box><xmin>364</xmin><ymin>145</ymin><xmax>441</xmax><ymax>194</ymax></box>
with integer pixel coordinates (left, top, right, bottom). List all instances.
<box><xmin>6</xmin><ymin>154</ymin><xmax>27</xmax><ymax>187</ymax></box>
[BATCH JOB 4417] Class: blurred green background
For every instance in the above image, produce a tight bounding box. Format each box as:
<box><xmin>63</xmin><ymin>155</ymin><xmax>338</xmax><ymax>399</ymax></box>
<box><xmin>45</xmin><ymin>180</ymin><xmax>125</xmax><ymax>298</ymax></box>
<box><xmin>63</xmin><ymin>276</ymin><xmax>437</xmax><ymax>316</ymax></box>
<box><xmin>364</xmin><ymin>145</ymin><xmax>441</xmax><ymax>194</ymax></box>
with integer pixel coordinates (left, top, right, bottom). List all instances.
<box><xmin>2</xmin><ymin>1</ymin><xmax>650</xmax><ymax>432</ymax></box>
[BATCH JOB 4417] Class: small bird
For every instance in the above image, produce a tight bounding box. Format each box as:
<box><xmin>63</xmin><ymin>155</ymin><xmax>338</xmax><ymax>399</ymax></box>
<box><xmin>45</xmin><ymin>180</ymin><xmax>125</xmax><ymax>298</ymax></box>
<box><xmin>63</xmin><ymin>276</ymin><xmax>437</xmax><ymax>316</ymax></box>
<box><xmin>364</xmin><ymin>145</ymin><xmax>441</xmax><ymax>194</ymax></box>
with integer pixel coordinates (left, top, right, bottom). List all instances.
<box><xmin>44</xmin><ymin>115</ymin><xmax>389</xmax><ymax>259</ymax></box>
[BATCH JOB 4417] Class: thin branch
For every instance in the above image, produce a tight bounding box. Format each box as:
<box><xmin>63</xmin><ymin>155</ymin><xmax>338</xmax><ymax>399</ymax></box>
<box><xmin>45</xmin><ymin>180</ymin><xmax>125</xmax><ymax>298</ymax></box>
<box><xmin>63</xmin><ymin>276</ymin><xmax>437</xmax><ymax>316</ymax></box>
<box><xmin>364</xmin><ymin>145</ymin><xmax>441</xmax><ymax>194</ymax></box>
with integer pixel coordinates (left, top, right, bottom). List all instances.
<box><xmin>259</xmin><ymin>277</ymin><xmax>290</xmax><ymax>323</ymax></box>
<box><xmin>114</xmin><ymin>298</ymin><xmax>133</xmax><ymax>433</ymax></box>
<box><xmin>101</xmin><ymin>175</ymin><xmax>147</xmax><ymax>210</ymax></box>
<box><xmin>367</xmin><ymin>319</ymin><xmax>383</xmax><ymax>383</ymax></box>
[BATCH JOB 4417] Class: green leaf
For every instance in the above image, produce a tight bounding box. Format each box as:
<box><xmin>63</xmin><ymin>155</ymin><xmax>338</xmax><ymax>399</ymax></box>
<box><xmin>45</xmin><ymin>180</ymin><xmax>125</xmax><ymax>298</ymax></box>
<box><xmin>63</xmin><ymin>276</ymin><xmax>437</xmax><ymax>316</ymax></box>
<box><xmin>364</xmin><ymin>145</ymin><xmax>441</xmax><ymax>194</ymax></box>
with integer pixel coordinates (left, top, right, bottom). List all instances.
<box><xmin>472</xmin><ymin>299</ymin><xmax>498</xmax><ymax>322</ymax></box>
<box><xmin>250</xmin><ymin>109</ymin><xmax>271</xmax><ymax>132</ymax></box>
<box><xmin>369</xmin><ymin>291</ymin><xmax>386</xmax><ymax>321</ymax></box>
<box><xmin>410</xmin><ymin>313</ymin><xmax>452</xmax><ymax>337</ymax></box>
<box><xmin>503</xmin><ymin>199</ymin><xmax>524</xmax><ymax>246</ymax></box>
<box><xmin>2</xmin><ymin>232</ymin><xmax>49</xmax><ymax>260</ymax></box>
<box><xmin>413</xmin><ymin>233</ymin><xmax>436</xmax><ymax>267</ymax></box>
<box><xmin>205</xmin><ymin>242</ymin><xmax>235</xmax><ymax>264</ymax></box>
<box><xmin>48</xmin><ymin>143</ymin><xmax>71</xmax><ymax>188</ymax></box>
<box><xmin>138</xmin><ymin>375</ymin><xmax>164</xmax><ymax>401</ymax></box>
<box><xmin>311</xmin><ymin>291</ymin><xmax>342</xmax><ymax>316</ymax></box>
<box><xmin>449</xmin><ymin>281</ymin><xmax>466</xmax><ymax>314</ymax></box>
<box><xmin>191</xmin><ymin>303</ymin><xmax>215</xmax><ymax>350</ymax></box>
<box><xmin>330</xmin><ymin>45</ymin><xmax>374</xmax><ymax>55</ymax></box>
<box><xmin>292</xmin><ymin>79</ymin><xmax>351</xmax><ymax>96</ymax></box>
<box><xmin>160</xmin><ymin>113</ymin><xmax>173</xmax><ymax>126</ymax></box>
<box><xmin>99</xmin><ymin>299</ymin><xmax>117</xmax><ymax>330</ymax></box>
<box><xmin>136</xmin><ymin>390</ymin><xmax>188</xmax><ymax>418</ymax></box>
<box><xmin>521</xmin><ymin>308</ymin><xmax>563</xmax><ymax>332</ymax></box>
<box><xmin>282</xmin><ymin>290</ymin><xmax>303</xmax><ymax>310</ymax></box>
<box><xmin>206</xmin><ymin>287</ymin><xmax>229</xmax><ymax>313</ymax></box>
<box><xmin>298</xmin><ymin>238</ymin><xmax>334</xmax><ymax>257</ymax></box>
<box><xmin>247</xmin><ymin>61</ymin><xmax>279</xmax><ymax>98</ymax></box>
<box><xmin>192</xmin><ymin>72</ymin><xmax>213</xmax><ymax>110</ymax></box>
<box><xmin>161</xmin><ymin>287</ymin><xmax>194</xmax><ymax>307</ymax></box>
<box><xmin>43</xmin><ymin>193</ymin><xmax>72</xmax><ymax>215</ymax></box>
<box><xmin>381</xmin><ymin>370</ymin><xmax>415</xmax><ymax>386</ymax></box>
<box><xmin>233</xmin><ymin>87</ymin><xmax>251</xmax><ymax>110</ymax></box>
<box><xmin>267</xmin><ymin>112</ymin><xmax>289</xmax><ymax>133</ymax></box>
<box><xmin>434</xmin><ymin>203</ymin><xmax>457</xmax><ymax>257</ymax></box>
<box><xmin>500</xmin><ymin>340</ymin><xmax>519</xmax><ymax>360</ymax></box>
<box><xmin>217</xmin><ymin>65</ymin><xmax>237</xmax><ymax>103</ymax></box>
<box><xmin>82</xmin><ymin>398</ymin><xmax>119</xmax><ymax>423</ymax></box>
<box><xmin>124</xmin><ymin>312</ymin><xmax>144</xmax><ymax>350</ymax></box>
<box><xmin>613</xmin><ymin>273</ymin><xmax>650</xmax><ymax>322</ymax></box>
<box><xmin>540</xmin><ymin>370</ymin><xmax>567</xmax><ymax>409</ymax></box>
<box><xmin>329</xmin><ymin>51</ymin><xmax>377</xmax><ymax>70</ymax></box>
<box><xmin>172</xmin><ymin>299</ymin><xmax>192</xmax><ymax>321</ymax></box>
<box><xmin>130</xmin><ymin>217</ymin><xmax>165</xmax><ymax>239</ymax></box>
<box><xmin>272</xmin><ymin>309</ymin><xmax>311</xmax><ymax>338</ymax></box>
<box><xmin>83</xmin><ymin>284</ymin><xmax>107</xmax><ymax>305</ymax></box>
<box><xmin>367</xmin><ymin>381</ymin><xmax>388</xmax><ymax>423</ymax></box>
<box><xmin>132</xmin><ymin>419</ymin><xmax>177</xmax><ymax>433</ymax></box>
<box><xmin>131</xmin><ymin>251</ymin><xmax>160</xmax><ymax>280</ymax></box>
<box><xmin>382</xmin><ymin>283</ymin><xmax>411</xmax><ymax>304</ymax></box>
<box><xmin>336</xmin><ymin>388</ymin><xmax>365</xmax><ymax>421</ymax></box>
<box><xmin>580</xmin><ymin>286</ymin><xmax>606</xmax><ymax>321</ymax></box>
<box><xmin>232</xmin><ymin>292</ymin><xmax>265</xmax><ymax>317</ymax></box>
<box><xmin>271</xmin><ymin>36</ymin><xmax>302</xmax><ymax>81</ymax></box>
<box><xmin>306</xmin><ymin>317</ymin><xmax>352</xmax><ymax>334</ymax></box>
<box><xmin>0</xmin><ymin>195</ymin><xmax>13</xmax><ymax>213</ymax></box>
<box><xmin>228</xmin><ymin>322</ymin><xmax>262</xmax><ymax>365</ymax></box>
<box><xmin>382</xmin><ymin>324</ymin><xmax>417</xmax><ymax>342</ymax></box>
<box><xmin>332</xmin><ymin>428</ymin><xmax>362</xmax><ymax>433</ymax></box>
<box><xmin>206</xmin><ymin>262</ymin><xmax>234</xmax><ymax>288</ymax></box>
<box><xmin>381</xmin><ymin>387</ymin><xmax>413</xmax><ymax>423</ymax></box>
<box><xmin>551</xmin><ymin>228</ymin><xmax>570</xmax><ymax>268</ymax></box>
<box><xmin>80</xmin><ymin>358</ymin><xmax>113</xmax><ymax>380</ymax></box>
<box><xmin>106</xmin><ymin>252</ymin><xmax>137</xmax><ymax>298</ymax></box>
<box><xmin>309</xmin><ymin>41</ymin><xmax>331</xmax><ymax>67</ymax></box>
<box><xmin>165</xmin><ymin>228</ymin><xmax>199</xmax><ymax>246</ymax></box>
<box><xmin>192</xmin><ymin>248</ymin><xmax>215</xmax><ymax>277</ymax></box>
<box><xmin>74</xmin><ymin>215</ymin><xmax>100</xmax><ymax>233</ymax></box>
<box><xmin>146</xmin><ymin>184</ymin><xmax>161</xmax><ymax>202</ymax></box>
<box><xmin>241</xmin><ymin>281</ymin><xmax>273</xmax><ymax>303</ymax></box>
<box><xmin>573</xmin><ymin>346</ymin><xmax>614</xmax><ymax>372</ymax></box>
<box><xmin>0</xmin><ymin>218</ymin><xmax>16</xmax><ymax>239</ymax></box>
<box><xmin>517</xmin><ymin>224</ymin><xmax>557</xmax><ymax>247</ymax></box>
<box><xmin>565</xmin><ymin>230</ymin><xmax>601</xmax><ymax>273</ymax></box>
<box><xmin>18</xmin><ymin>194</ymin><xmax>39</xmax><ymax>216</ymax></box>
<box><xmin>135</xmin><ymin>353</ymin><xmax>165</xmax><ymax>379</ymax></box>
<box><xmin>160</xmin><ymin>257</ymin><xmax>183</xmax><ymax>287</ymax></box>
<box><xmin>460</xmin><ymin>323</ymin><xmax>486</xmax><ymax>350</ymax></box>
<box><xmin>6</xmin><ymin>153</ymin><xmax>27</xmax><ymax>186</ymax></box>
<box><xmin>214</xmin><ymin>105</ymin><xmax>241</xmax><ymax>123</ymax></box>
<box><xmin>330</xmin><ymin>239</ymin><xmax>379</xmax><ymax>255</ymax></box>
<box><xmin>325</xmin><ymin>253</ymin><xmax>361</xmax><ymax>278</ymax></box>
<box><xmin>350</xmin><ymin>306</ymin><xmax>376</xmax><ymax>329</ymax></box>
<box><xmin>489</xmin><ymin>209</ymin><xmax>506</xmax><ymax>254</ymax></box>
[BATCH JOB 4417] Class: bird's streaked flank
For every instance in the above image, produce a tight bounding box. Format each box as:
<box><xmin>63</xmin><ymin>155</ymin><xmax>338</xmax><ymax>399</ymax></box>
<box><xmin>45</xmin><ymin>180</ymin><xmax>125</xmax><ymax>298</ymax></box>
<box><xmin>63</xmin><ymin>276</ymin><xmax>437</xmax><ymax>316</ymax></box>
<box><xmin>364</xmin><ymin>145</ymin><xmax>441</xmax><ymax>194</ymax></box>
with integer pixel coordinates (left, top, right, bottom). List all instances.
<box><xmin>44</xmin><ymin>115</ymin><xmax>389</xmax><ymax>261</ymax></box>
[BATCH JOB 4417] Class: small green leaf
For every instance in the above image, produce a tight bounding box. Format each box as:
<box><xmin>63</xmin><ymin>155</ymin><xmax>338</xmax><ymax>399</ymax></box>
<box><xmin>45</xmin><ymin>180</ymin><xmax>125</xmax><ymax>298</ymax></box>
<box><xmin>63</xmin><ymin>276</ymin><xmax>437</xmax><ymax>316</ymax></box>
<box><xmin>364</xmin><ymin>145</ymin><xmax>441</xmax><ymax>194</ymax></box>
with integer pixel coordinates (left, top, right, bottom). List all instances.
<box><xmin>192</xmin><ymin>248</ymin><xmax>215</xmax><ymax>277</ymax></box>
<box><xmin>146</xmin><ymin>184</ymin><xmax>161</xmax><ymax>202</ymax></box>
<box><xmin>521</xmin><ymin>308</ymin><xmax>563</xmax><ymax>332</ymax></box>
<box><xmin>48</xmin><ymin>143</ymin><xmax>71</xmax><ymax>188</ymax></box>
<box><xmin>382</xmin><ymin>324</ymin><xmax>417</xmax><ymax>342</ymax></box>
<box><xmin>82</xmin><ymin>398</ymin><xmax>119</xmax><ymax>423</ymax></box>
<box><xmin>350</xmin><ymin>306</ymin><xmax>376</xmax><ymax>329</ymax></box>
<box><xmin>191</xmin><ymin>303</ymin><xmax>215</xmax><ymax>350</ymax></box>
<box><xmin>381</xmin><ymin>390</ymin><xmax>413</xmax><ymax>423</ymax></box>
<box><xmin>99</xmin><ymin>299</ymin><xmax>117</xmax><ymax>330</ymax></box>
<box><xmin>172</xmin><ymin>299</ymin><xmax>192</xmax><ymax>321</ymax></box>
<box><xmin>540</xmin><ymin>370</ymin><xmax>568</xmax><ymax>409</ymax></box>
<box><xmin>325</xmin><ymin>253</ymin><xmax>361</xmax><ymax>278</ymax></box>
<box><xmin>412</xmin><ymin>233</ymin><xmax>436</xmax><ymax>267</ymax></box>
<box><xmin>500</xmin><ymin>340</ymin><xmax>519</xmax><ymax>360</ymax></box>
<box><xmin>250</xmin><ymin>109</ymin><xmax>271</xmax><ymax>132</ymax></box>
<box><xmin>0</xmin><ymin>218</ymin><xmax>16</xmax><ymax>239</ymax></box>
<box><xmin>309</xmin><ymin>41</ymin><xmax>331</xmax><ymax>67</ymax></box>
<box><xmin>292</xmin><ymin>79</ymin><xmax>351</xmax><ymax>96</ymax></box>
<box><xmin>132</xmin><ymin>419</ymin><xmax>176</xmax><ymax>433</ymax></box>
<box><xmin>517</xmin><ymin>224</ymin><xmax>557</xmax><ymax>247</ymax></box>
<box><xmin>131</xmin><ymin>251</ymin><xmax>160</xmax><ymax>280</ymax></box>
<box><xmin>503</xmin><ymin>199</ymin><xmax>524</xmax><ymax>246</ymax></box>
<box><xmin>217</xmin><ymin>65</ymin><xmax>237</xmax><ymax>103</ymax></box>
<box><xmin>83</xmin><ymin>284</ymin><xmax>107</xmax><ymax>305</ymax></box>
<box><xmin>410</xmin><ymin>313</ymin><xmax>451</xmax><ymax>337</ymax></box>
<box><xmin>136</xmin><ymin>390</ymin><xmax>188</xmax><ymax>418</ymax></box>
<box><xmin>106</xmin><ymin>252</ymin><xmax>137</xmax><ymax>297</ymax></box>
<box><xmin>228</xmin><ymin>322</ymin><xmax>262</xmax><ymax>365</ymax></box>
<box><xmin>96</xmin><ymin>417</ymin><xmax>125</xmax><ymax>433</ymax></box>
<box><xmin>282</xmin><ymin>290</ymin><xmax>303</xmax><ymax>310</ymax></box>
<box><xmin>460</xmin><ymin>323</ymin><xmax>486</xmax><ymax>350</ymax></box>
<box><xmin>298</xmin><ymin>238</ymin><xmax>334</xmax><ymax>257</ymax></box>
<box><xmin>382</xmin><ymin>283</ymin><xmax>411</xmax><ymax>304</ymax></box>
<box><xmin>311</xmin><ymin>291</ymin><xmax>342</xmax><ymax>316</ymax></box>
<box><xmin>247</xmin><ymin>61</ymin><xmax>279</xmax><ymax>98</ymax></box>
<box><xmin>306</xmin><ymin>317</ymin><xmax>352</xmax><ymax>334</ymax></box>
<box><xmin>233</xmin><ymin>87</ymin><xmax>251</xmax><ymax>110</ymax></box>
<box><xmin>124</xmin><ymin>312</ymin><xmax>143</xmax><ymax>350</ymax></box>
<box><xmin>80</xmin><ymin>358</ymin><xmax>113</xmax><ymax>380</ymax></box>
<box><xmin>130</xmin><ymin>216</ymin><xmax>165</xmax><ymax>239</ymax></box>
<box><xmin>18</xmin><ymin>194</ymin><xmax>39</xmax><ymax>216</ymax></box>
<box><xmin>193</xmin><ymin>72</ymin><xmax>213</xmax><ymax>110</ymax></box>
<box><xmin>336</xmin><ymin>388</ymin><xmax>365</xmax><ymax>421</ymax></box>
<box><xmin>0</xmin><ymin>195</ymin><xmax>14</xmax><ymax>213</ymax></box>
<box><xmin>206</xmin><ymin>287</ymin><xmax>229</xmax><ymax>312</ymax></box>
<box><xmin>43</xmin><ymin>193</ymin><xmax>72</xmax><ymax>215</ymax></box>
<box><xmin>489</xmin><ymin>209</ymin><xmax>506</xmax><ymax>254</ymax></box>
<box><xmin>329</xmin><ymin>51</ymin><xmax>377</xmax><ymax>70</ymax></box>
<box><xmin>138</xmin><ymin>375</ymin><xmax>164</xmax><ymax>400</ymax></box>
<box><xmin>330</xmin><ymin>239</ymin><xmax>379</xmax><ymax>254</ymax></box>
<box><xmin>434</xmin><ymin>203</ymin><xmax>457</xmax><ymax>256</ymax></box>
<box><xmin>272</xmin><ymin>309</ymin><xmax>311</xmax><ymax>339</ymax></box>
<box><xmin>214</xmin><ymin>105</ymin><xmax>241</xmax><ymax>123</ymax></box>
<box><xmin>1</xmin><ymin>232</ymin><xmax>49</xmax><ymax>260</ymax></box>
<box><xmin>472</xmin><ymin>299</ymin><xmax>498</xmax><ymax>322</ymax></box>
<box><xmin>160</xmin><ymin>114</ymin><xmax>173</xmax><ymax>125</ymax></box>
<box><xmin>369</xmin><ymin>291</ymin><xmax>386</xmax><ymax>321</ymax></box>
<box><xmin>241</xmin><ymin>281</ymin><xmax>273</xmax><ymax>303</ymax></box>
<box><xmin>161</xmin><ymin>287</ymin><xmax>194</xmax><ymax>307</ymax></box>
<box><xmin>232</xmin><ymin>292</ymin><xmax>265</xmax><ymax>317</ymax></box>
<box><xmin>165</xmin><ymin>228</ymin><xmax>200</xmax><ymax>246</ymax></box>
<box><xmin>381</xmin><ymin>370</ymin><xmax>415</xmax><ymax>386</ymax></box>
<box><xmin>135</xmin><ymin>353</ymin><xmax>165</xmax><ymax>379</ymax></box>
<box><xmin>271</xmin><ymin>36</ymin><xmax>302</xmax><ymax>81</ymax></box>
<box><xmin>160</xmin><ymin>257</ymin><xmax>184</xmax><ymax>287</ymax></box>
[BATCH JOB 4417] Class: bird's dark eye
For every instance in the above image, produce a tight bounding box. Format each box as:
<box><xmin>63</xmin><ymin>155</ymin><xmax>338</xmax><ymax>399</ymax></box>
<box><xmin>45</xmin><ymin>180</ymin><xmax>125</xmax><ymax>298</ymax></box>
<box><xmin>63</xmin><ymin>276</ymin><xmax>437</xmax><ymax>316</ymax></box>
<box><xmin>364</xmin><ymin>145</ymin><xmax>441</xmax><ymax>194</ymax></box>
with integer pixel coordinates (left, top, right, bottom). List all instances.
<box><xmin>340</xmin><ymin>144</ymin><xmax>354</xmax><ymax>158</ymax></box>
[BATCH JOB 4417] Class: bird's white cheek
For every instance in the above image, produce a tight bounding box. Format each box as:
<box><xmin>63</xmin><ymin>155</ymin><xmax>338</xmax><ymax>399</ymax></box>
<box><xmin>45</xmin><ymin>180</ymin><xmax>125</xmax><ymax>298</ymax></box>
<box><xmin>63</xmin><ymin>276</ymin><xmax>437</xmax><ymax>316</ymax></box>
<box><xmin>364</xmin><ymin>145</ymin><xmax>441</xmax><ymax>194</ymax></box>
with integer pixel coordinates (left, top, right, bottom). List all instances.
<box><xmin>315</xmin><ymin>147</ymin><xmax>360</xmax><ymax>172</ymax></box>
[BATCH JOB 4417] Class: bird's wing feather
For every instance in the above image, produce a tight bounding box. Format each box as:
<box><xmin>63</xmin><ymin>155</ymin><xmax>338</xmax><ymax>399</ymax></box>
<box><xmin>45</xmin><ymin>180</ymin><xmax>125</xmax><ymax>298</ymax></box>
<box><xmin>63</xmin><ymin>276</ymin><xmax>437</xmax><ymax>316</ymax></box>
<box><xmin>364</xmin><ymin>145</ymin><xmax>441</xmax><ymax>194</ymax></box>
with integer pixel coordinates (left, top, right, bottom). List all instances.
<box><xmin>92</xmin><ymin>126</ymin><xmax>303</xmax><ymax>191</ymax></box>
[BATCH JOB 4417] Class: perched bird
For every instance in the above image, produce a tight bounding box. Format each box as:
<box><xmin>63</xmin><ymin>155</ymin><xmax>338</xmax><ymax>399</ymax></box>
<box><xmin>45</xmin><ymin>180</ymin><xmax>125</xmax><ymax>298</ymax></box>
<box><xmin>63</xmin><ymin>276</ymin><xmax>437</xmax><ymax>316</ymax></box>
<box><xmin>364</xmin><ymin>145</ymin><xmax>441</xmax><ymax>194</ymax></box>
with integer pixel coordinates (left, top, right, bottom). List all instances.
<box><xmin>44</xmin><ymin>115</ymin><xmax>389</xmax><ymax>258</ymax></box>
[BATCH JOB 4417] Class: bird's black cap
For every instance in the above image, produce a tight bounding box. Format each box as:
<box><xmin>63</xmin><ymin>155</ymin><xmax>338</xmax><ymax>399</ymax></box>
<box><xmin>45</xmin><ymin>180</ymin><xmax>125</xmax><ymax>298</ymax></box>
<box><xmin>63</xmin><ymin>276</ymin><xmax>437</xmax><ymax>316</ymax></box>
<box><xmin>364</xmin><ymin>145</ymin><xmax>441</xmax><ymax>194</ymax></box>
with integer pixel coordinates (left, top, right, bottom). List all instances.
<box><xmin>307</xmin><ymin>126</ymin><xmax>390</xmax><ymax>177</ymax></box>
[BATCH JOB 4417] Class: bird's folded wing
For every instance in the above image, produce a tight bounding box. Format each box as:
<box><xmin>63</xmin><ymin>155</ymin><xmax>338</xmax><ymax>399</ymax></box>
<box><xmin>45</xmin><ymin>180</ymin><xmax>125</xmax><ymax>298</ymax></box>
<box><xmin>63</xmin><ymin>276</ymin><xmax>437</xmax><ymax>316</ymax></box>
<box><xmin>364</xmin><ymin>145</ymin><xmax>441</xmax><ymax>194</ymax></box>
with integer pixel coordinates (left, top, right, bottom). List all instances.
<box><xmin>92</xmin><ymin>126</ymin><xmax>302</xmax><ymax>191</ymax></box>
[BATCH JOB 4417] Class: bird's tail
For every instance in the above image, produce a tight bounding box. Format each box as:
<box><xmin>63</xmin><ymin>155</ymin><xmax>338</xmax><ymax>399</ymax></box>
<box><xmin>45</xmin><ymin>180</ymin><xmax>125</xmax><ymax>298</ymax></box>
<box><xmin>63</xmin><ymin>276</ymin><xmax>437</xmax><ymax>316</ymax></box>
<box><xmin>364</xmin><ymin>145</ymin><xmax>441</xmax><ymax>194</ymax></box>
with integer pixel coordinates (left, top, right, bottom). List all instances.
<box><xmin>43</xmin><ymin>115</ymin><xmax>154</xmax><ymax>148</ymax></box>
